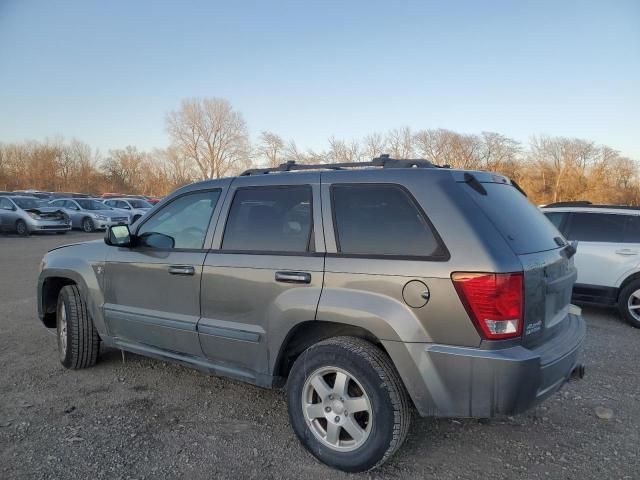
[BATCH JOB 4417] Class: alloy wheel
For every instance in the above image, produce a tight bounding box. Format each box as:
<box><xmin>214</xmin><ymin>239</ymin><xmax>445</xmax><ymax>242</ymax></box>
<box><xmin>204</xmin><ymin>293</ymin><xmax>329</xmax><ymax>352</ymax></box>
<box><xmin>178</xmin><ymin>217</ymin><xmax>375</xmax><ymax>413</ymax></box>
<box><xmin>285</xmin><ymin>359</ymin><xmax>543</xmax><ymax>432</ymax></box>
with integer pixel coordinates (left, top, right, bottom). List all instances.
<box><xmin>627</xmin><ymin>289</ymin><xmax>640</xmax><ymax>322</ymax></box>
<box><xmin>301</xmin><ymin>366</ymin><xmax>372</xmax><ymax>452</ymax></box>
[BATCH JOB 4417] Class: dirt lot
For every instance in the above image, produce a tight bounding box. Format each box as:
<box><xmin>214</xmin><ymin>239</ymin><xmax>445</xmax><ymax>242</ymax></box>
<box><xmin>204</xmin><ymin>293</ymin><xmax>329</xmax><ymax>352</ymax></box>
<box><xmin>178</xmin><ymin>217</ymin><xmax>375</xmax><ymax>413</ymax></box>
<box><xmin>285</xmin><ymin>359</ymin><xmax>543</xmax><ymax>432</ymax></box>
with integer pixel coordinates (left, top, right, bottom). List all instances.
<box><xmin>0</xmin><ymin>232</ymin><xmax>638</xmax><ymax>479</ymax></box>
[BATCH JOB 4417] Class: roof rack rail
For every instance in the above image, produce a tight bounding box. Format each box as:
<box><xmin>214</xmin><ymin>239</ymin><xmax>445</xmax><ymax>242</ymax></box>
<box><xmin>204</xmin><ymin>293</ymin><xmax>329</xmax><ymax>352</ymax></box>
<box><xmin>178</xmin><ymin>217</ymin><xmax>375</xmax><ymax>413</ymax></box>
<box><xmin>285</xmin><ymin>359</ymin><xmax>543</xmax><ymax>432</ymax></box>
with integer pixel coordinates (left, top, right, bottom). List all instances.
<box><xmin>239</xmin><ymin>154</ymin><xmax>445</xmax><ymax>176</ymax></box>
<box><xmin>544</xmin><ymin>201</ymin><xmax>640</xmax><ymax>210</ymax></box>
<box><xmin>544</xmin><ymin>201</ymin><xmax>592</xmax><ymax>207</ymax></box>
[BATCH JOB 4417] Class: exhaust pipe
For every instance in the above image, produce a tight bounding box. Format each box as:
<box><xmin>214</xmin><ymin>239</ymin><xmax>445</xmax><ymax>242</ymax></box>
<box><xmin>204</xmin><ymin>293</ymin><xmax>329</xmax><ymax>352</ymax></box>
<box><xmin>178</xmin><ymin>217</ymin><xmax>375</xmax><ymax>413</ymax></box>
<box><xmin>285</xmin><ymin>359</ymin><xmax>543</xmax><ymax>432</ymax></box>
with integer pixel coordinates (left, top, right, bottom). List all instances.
<box><xmin>570</xmin><ymin>364</ymin><xmax>585</xmax><ymax>381</ymax></box>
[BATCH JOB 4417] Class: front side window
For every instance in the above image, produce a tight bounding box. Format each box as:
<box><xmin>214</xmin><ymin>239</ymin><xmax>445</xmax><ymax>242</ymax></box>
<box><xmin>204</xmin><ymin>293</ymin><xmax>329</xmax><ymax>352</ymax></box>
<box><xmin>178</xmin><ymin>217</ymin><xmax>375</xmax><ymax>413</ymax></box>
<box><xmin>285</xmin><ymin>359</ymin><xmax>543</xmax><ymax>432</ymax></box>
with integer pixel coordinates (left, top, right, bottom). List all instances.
<box><xmin>137</xmin><ymin>190</ymin><xmax>220</xmax><ymax>249</ymax></box>
<box><xmin>76</xmin><ymin>199</ymin><xmax>109</xmax><ymax>210</ymax></box>
<box><xmin>12</xmin><ymin>197</ymin><xmax>39</xmax><ymax>210</ymax></box>
<box><xmin>566</xmin><ymin>213</ymin><xmax>626</xmax><ymax>242</ymax></box>
<box><xmin>331</xmin><ymin>184</ymin><xmax>445</xmax><ymax>258</ymax></box>
<box><xmin>65</xmin><ymin>201</ymin><xmax>80</xmax><ymax>210</ymax></box>
<box><xmin>128</xmin><ymin>199</ymin><xmax>152</xmax><ymax>209</ymax></box>
<box><xmin>222</xmin><ymin>186</ymin><xmax>313</xmax><ymax>253</ymax></box>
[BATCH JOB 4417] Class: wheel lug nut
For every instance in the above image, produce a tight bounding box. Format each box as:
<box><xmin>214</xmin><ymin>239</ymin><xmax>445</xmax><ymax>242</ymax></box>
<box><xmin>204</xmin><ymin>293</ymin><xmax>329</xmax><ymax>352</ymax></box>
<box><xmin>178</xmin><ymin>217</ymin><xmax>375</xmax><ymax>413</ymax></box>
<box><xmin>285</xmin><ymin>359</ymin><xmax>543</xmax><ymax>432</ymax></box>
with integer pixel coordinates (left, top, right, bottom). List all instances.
<box><xmin>334</xmin><ymin>416</ymin><xmax>340</xmax><ymax>422</ymax></box>
<box><xmin>328</xmin><ymin>395</ymin><xmax>333</xmax><ymax>400</ymax></box>
<box><xmin>325</xmin><ymin>406</ymin><xmax>331</xmax><ymax>412</ymax></box>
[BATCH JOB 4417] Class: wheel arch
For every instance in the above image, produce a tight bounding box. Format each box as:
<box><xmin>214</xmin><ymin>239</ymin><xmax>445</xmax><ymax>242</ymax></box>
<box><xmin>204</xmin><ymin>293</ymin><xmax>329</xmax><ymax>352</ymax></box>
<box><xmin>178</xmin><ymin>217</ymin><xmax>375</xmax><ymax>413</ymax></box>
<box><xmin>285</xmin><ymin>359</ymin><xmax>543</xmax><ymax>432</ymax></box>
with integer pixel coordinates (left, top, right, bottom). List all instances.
<box><xmin>616</xmin><ymin>271</ymin><xmax>640</xmax><ymax>300</ymax></box>
<box><xmin>39</xmin><ymin>276</ymin><xmax>77</xmax><ymax>327</ymax></box>
<box><xmin>272</xmin><ymin>321</ymin><xmax>390</xmax><ymax>379</ymax></box>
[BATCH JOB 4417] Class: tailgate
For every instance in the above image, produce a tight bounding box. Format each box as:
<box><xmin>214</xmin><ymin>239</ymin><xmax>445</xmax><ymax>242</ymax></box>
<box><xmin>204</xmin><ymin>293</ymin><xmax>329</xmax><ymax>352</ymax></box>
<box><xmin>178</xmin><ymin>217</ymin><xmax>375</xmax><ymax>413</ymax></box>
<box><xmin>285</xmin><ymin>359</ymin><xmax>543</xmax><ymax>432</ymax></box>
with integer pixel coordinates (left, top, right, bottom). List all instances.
<box><xmin>456</xmin><ymin>173</ymin><xmax>577</xmax><ymax>345</ymax></box>
<box><xmin>519</xmin><ymin>247</ymin><xmax>577</xmax><ymax>346</ymax></box>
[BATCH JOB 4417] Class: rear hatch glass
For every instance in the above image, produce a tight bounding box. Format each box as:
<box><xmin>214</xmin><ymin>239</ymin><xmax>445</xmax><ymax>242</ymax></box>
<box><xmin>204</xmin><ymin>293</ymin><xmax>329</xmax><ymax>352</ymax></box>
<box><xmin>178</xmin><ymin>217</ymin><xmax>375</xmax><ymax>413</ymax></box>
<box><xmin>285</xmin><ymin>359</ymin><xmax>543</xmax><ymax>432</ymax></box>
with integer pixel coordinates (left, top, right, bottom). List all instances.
<box><xmin>462</xmin><ymin>181</ymin><xmax>562</xmax><ymax>254</ymax></box>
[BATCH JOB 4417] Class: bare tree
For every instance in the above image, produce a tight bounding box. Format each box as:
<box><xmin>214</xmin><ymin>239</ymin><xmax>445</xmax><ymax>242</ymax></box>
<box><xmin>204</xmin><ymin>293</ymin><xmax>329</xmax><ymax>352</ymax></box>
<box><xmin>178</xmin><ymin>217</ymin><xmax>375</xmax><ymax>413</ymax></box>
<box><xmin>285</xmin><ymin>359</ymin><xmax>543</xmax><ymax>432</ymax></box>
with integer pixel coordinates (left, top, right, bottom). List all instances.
<box><xmin>327</xmin><ymin>136</ymin><xmax>361</xmax><ymax>163</ymax></box>
<box><xmin>255</xmin><ymin>131</ymin><xmax>285</xmax><ymax>168</ymax></box>
<box><xmin>166</xmin><ymin>97</ymin><xmax>250</xmax><ymax>179</ymax></box>
<box><xmin>386</xmin><ymin>127</ymin><xmax>414</xmax><ymax>158</ymax></box>
<box><xmin>361</xmin><ymin>132</ymin><xmax>387</xmax><ymax>160</ymax></box>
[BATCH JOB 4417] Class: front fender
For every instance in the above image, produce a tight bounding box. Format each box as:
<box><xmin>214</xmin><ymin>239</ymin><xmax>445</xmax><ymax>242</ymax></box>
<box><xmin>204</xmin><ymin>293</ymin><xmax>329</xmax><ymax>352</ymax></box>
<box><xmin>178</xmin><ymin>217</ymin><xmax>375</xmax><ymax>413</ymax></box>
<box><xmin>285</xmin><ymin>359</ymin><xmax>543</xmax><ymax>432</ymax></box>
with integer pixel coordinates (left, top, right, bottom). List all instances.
<box><xmin>37</xmin><ymin>244</ymin><xmax>107</xmax><ymax>336</ymax></box>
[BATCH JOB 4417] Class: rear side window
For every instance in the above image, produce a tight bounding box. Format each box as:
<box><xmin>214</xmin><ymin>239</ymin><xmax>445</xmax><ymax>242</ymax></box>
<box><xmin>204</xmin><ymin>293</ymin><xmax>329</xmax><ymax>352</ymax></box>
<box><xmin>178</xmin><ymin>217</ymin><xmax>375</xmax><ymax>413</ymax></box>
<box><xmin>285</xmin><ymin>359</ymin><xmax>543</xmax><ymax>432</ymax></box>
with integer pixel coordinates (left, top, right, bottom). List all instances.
<box><xmin>624</xmin><ymin>215</ymin><xmax>640</xmax><ymax>243</ymax></box>
<box><xmin>222</xmin><ymin>186</ymin><xmax>313</xmax><ymax>253</ymax></box>
<box><xmin>465</xmin><ymin>183</ymin><xmax>561</xmax><ymax>254</ymax></box>
<box><xmin>566</xmin><ymin>213</ymin><xmax>626</xmax><ymax>242</ymax></box>
<box><xmin>331</xmin><ymin>184</ymin><xmax>446</xmax><ymax>258</ymax></box>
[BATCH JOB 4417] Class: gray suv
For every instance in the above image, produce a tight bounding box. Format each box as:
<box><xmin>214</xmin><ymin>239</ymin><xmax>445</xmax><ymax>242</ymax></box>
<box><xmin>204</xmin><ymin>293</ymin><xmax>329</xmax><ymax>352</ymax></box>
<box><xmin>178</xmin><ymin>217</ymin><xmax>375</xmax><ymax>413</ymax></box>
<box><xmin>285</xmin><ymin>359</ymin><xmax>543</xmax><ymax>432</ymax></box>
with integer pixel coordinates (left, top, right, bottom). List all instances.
<box><xmin>37</xmin><ymin>157</ymin><xmax>585</xmax><ymax>472</ymax></box>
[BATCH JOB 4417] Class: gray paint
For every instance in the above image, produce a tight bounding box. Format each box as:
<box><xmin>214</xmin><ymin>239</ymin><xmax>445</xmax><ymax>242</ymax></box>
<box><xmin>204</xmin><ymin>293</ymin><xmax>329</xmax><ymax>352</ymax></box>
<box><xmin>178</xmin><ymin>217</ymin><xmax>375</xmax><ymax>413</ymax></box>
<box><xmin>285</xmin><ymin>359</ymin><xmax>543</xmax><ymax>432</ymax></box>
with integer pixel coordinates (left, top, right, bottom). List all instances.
<box><xmin>37</xmin><ymin>166</ymin><xmax>586</xmax><ymax>418</ymax></box>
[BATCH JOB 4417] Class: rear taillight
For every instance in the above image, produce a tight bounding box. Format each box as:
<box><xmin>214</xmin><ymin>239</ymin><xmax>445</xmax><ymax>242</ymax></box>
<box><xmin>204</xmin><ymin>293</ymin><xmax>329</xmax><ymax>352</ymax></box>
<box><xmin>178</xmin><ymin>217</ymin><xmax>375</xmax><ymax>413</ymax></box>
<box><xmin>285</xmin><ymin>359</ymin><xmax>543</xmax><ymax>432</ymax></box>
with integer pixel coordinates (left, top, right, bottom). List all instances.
<box><xmin>451</xmin><ymin>272</ymin><xmax>524</xmax><ymax>340</ymax></box>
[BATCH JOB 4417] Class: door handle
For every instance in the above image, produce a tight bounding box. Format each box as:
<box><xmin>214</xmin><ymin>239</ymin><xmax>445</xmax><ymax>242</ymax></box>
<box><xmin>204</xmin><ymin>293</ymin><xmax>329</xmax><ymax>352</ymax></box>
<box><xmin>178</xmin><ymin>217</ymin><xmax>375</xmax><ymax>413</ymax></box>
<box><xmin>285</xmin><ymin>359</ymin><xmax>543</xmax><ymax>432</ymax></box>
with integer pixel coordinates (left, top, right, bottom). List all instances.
<box><xmin>275</xmin><ymin>271</ymin><xmax>311</xmax><ymax>284</ymax></box>
<box><xmin>615</xmin><ymin>249</ymin><xmax>638</xmax><ymax>256</ymax></box>
<box><xmin>168</xmin><ymin>265</ymin><xmax>195</xmax><ymax>276</ymax></box>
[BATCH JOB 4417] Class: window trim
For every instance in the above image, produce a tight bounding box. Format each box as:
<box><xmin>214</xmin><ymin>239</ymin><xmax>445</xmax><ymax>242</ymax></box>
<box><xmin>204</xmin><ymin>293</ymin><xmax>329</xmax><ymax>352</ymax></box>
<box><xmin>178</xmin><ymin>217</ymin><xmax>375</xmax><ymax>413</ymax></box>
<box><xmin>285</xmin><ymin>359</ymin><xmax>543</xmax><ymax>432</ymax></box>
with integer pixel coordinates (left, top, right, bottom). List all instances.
<box><xmin>329</xmin><ymin>182</ymin><xmax>450</xmax><ymax>261</ymax></box>
<box><xmin>133</xmin><ymin>188</ymin><xmax>222</xmax><ymax>252</ymax></box>
<box><xmin>220</xmin><ymin>184</ymin><xmax>315</xmax><ymax>255</ymax></box>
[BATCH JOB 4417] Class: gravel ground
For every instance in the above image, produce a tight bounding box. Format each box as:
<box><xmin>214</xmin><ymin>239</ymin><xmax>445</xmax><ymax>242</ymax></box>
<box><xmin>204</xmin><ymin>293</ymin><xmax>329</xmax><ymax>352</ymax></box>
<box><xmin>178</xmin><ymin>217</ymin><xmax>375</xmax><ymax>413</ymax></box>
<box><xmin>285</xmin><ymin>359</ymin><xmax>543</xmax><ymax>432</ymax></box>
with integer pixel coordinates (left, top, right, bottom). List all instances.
<box><xmin>0</xmin><ymin>231</ymin><xmax>639</xmax><ymax>479</ymax></box>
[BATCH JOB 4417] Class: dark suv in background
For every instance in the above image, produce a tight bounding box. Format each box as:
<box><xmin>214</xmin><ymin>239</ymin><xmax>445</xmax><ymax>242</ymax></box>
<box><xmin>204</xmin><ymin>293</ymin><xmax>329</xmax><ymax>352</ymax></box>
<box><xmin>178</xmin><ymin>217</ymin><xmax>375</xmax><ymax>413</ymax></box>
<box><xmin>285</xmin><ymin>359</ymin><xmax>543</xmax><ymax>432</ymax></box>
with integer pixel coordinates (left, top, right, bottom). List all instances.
<box><xmin>37</xmin><ymin>157</ymin><xmax>585</xmax><ymax>472</ymax></box>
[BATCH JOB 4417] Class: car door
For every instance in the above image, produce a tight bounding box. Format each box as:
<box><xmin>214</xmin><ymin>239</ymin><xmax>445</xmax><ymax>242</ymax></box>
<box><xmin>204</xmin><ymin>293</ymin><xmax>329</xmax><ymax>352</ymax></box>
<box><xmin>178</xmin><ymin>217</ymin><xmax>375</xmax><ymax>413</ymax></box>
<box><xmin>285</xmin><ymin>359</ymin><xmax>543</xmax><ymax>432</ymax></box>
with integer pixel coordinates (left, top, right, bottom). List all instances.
<box><xmin>63</xmin><ymin>200</ymin><xmax>83</xmax><ymax>227</ymax></box>
<box><xmin>0</xmin><ymin>197</ymin><xmax>17</xmax><ymax>231</ymax></box>
<box><xmin>563</xmin><ymin>211</ymin><xmax>636</xmax><ymax>290</ymax></box>
<box><xmin>103</xmin><ymin>185</ymin><xmax>227</xmax><ymax>356</ymax></box>
<box><xmin>199</xmin><ymin>173</ymin><xmax>324</xmax><ymax>381</ymax></box>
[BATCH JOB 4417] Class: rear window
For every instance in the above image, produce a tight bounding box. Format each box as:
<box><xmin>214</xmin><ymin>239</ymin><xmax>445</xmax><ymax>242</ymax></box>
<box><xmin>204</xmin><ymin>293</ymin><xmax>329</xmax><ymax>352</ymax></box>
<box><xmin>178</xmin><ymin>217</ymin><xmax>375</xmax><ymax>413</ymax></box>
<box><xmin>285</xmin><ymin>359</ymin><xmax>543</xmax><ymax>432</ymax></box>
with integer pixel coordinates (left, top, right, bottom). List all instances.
<box><xmin>465</xmin><ymin>183</ymin><xmax>561</xmax><ymax>255</ymax></box>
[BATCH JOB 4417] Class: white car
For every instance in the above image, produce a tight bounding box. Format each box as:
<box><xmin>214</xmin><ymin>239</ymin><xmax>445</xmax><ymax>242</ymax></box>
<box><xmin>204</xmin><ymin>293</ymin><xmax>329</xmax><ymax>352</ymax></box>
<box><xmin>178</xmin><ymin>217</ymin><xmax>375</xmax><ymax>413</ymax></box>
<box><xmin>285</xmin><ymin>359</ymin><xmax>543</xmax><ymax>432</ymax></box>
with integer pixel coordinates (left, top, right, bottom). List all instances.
<box><xmin>542</xmin><ymin>202</ymin><xmax>640</xmax><ymax>327</ymax></box>
<box><xmin>102</xmin><ymin>198</ymin><xmax>153</xmax><ymax>224</ymax></box>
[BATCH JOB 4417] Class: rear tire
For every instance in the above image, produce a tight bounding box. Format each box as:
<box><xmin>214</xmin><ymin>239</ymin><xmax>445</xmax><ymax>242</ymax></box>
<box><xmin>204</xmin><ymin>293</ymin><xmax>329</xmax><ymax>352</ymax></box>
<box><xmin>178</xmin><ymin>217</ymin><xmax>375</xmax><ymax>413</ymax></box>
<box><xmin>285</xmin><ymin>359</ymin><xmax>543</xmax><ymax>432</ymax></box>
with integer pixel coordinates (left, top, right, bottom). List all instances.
<box><xmin>287</xmin><ymin>336</ymin><xmax>411</xmax><ymax>472</ymax></box>
<box><xmin>16</xmin><ymin>220</ymin><xmax>29</xmax><ymax>236</ymax></box>
<box><xmin>57</xmin><ymin>285</ymin><xmax>100</xmax><ymax>369</ymax></box>
<box><xmin>618</xmin><ymin>280</ymin><xmax>640</xmax><ymax>328</ymax></box>
<box><xmin>81</xmin><ymin>217</ymin><xmax>95</xmax><ymax>233</ymax></box>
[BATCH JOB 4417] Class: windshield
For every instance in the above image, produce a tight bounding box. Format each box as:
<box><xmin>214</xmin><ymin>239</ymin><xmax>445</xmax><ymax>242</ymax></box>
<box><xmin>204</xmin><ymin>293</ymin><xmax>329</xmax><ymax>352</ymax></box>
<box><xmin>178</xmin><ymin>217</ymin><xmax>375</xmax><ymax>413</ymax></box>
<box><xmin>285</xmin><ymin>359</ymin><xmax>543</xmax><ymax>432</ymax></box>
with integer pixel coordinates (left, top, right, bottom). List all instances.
<box><xmin>12</xmin><ymin>197</ymin><xmax>39</xmax><ymax>209</ymax></box>
<box><xmin>76</xmin><ymin>199</ymin><xmax>111</xmax><ymax>210</ymax></box>
<box><xmin>128</xmin><ymin>199</ymin><xmax>152</xmax><ymax>209</ymax></box>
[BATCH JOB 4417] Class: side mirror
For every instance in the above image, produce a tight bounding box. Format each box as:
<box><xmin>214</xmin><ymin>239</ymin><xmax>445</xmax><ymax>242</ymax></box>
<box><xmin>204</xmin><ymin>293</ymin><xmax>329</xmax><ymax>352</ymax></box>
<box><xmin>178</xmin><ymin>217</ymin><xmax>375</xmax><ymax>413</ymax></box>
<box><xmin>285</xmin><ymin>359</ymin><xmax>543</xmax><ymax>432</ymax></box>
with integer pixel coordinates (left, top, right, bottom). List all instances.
<box><xmin>105</xmin><ymin>225</ymin><xmax>132</xmax><ymax>247</ymax></box>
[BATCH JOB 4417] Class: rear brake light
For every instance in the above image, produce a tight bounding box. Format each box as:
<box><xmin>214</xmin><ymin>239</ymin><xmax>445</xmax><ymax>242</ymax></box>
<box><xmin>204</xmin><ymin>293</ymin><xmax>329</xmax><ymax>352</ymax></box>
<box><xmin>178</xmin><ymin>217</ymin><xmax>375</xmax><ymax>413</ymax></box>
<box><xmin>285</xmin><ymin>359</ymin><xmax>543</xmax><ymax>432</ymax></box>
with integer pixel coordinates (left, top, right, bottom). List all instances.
<box><xmin>451</xmin><ymin>272</ymin><xmax>524</xmax><ymax>340</ymax></box>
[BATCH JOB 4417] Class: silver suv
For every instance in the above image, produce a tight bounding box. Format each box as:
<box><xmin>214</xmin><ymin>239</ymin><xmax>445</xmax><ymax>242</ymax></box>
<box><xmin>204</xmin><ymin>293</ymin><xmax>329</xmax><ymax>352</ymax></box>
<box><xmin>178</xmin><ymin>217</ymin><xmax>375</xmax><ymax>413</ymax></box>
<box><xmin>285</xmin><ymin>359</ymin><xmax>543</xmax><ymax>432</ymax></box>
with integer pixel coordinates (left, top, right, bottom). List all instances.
<box><xmin>37</xmin><ymin>157</ymin><xmax>586</xmax><ymax>472</ymax></box>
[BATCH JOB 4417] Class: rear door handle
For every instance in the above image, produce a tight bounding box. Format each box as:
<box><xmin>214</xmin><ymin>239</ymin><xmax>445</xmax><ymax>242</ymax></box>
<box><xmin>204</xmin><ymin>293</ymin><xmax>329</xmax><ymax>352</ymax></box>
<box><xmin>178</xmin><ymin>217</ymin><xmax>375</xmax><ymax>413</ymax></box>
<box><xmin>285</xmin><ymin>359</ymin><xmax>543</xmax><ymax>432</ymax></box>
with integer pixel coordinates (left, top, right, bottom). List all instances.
<box><xmin>615</xmin><ymin>249</ymin><xmax>638</xmax><ymax>256</ymax></box>
<box><xmin>275</xmin><ymin>271</ymin><xmax>311</xmax><ymax>284</ymax></box>
<box><xmin>168</xmin><ymin>265</ymin><xmax>195</xmax><ymax>276</ymax></box>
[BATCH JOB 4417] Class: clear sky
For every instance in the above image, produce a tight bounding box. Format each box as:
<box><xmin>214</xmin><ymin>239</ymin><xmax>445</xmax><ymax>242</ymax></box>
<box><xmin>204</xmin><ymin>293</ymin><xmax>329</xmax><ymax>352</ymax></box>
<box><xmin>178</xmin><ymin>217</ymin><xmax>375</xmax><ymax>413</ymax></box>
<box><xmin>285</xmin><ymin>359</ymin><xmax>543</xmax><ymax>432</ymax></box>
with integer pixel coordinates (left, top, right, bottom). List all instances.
<box><xmin>1</xmin><ymin>0</ymin><xmax>638</xmax><ymax>158</ymax></box>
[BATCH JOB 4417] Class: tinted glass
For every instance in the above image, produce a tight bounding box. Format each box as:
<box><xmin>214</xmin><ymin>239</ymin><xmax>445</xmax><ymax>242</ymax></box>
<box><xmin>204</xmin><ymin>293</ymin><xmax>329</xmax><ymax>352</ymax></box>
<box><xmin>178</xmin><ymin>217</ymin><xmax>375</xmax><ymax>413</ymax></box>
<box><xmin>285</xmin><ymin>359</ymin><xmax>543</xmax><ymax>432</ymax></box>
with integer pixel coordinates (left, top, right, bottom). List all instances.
<box><xmin>624</xmin><ymin>216</ymin><xmax>640</xmax><ymax>243</ymax></box>
<box><xmin>138</xmin><ymin>190</ymin><xmax>220</xmax><ymax>249</ymax></box>
<box><xmin>222</xmin><ymin>186</ymin><xmax>312</xmax><ymax>252</ymax></box>
<box><xmin>76</xmin><ymin>199</ymin><xmax>108</xmax><ymax>210</ymax></box>
<box><xmin>128</xmin><ymin>199</ymin><xmax>152</xmax><ymax>208</ymax></box>
<box><xmin>0</xmin><ymin>198</ymin><xmax>12</xmax><ymax>210</ymax></box>
<box><xmin>566</xmin><ymin>213</ymin><xmax>626</xmax><ymax>242</ymax></box>
<box><xmin>544</xmin><ymin>212</ymin><xmax>566</xmax><ymax>231</ymax></box>
<box><xmin>331</xmin><ymin>184</ymin><xmax>443</xmax><ymax>257</ymax></box>
<box><xmin>464</xmin><ymin>183</ymin><xmax>561</xmax><ymax>254</ymax></box>
<box><xmin>12</xmin><ymin>197</ymin><xmax>39</xmax><ymax>209</ymax></box>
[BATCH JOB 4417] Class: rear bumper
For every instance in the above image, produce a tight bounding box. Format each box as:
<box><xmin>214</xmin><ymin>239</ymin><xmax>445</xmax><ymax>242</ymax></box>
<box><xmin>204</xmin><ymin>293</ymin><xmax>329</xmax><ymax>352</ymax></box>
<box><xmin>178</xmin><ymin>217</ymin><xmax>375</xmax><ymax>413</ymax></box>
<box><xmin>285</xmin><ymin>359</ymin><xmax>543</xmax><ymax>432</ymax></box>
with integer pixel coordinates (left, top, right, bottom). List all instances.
<box><xmin>383</xmin><ymin>311</ymin><xmax>586</xmax><ymax>418</ymax></box>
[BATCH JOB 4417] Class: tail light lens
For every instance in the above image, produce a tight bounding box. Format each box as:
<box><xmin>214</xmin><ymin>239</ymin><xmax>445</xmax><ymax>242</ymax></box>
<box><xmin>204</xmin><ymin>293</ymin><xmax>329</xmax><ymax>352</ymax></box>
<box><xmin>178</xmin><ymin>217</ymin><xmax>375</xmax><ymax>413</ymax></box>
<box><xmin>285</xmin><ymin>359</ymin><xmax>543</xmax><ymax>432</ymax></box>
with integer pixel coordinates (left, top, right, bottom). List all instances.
<box><xmin>451</xmin><ymin>272</ymin><xmax>524</xmax><ymax>340</ymax></box>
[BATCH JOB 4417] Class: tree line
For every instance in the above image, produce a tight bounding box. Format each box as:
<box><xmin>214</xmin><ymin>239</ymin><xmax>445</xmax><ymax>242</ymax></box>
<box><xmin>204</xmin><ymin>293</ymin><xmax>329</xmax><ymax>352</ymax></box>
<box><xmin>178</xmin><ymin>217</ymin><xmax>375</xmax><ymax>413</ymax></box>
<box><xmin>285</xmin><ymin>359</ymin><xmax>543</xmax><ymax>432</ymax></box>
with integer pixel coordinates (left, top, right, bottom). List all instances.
<box><xmin>1</xmin><ymin>97</ymin><xmax>637</xmax><ymax>206</ymax></box>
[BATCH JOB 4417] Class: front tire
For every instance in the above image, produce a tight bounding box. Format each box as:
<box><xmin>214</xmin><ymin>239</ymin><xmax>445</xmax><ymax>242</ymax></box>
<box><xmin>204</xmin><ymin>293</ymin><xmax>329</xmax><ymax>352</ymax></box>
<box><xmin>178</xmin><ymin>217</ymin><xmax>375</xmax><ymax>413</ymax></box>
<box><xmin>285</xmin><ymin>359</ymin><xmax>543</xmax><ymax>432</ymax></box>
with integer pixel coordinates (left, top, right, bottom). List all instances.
<box><xmin>57</xmin><ymin>285</ymin><xmax>100</xmax><ymax>368</ymax></box>
<box><xmin>81</xmin><ymin>217</ymin><xmax>95</xmax><ymax>233</ymax></box>
<box><xmin>16</xmin><ymin>220</ymin><xmax>29</xmax><ymax>236</ymax></box>
<box><xmin>618</xmin><ymin>280</ymin><xmax>640</xmax><ymax>328</ymax></box>
<box><xmin>287</xmin><ymin>336</ymin><xmax>410</xmax><ymax>472</ymax></box>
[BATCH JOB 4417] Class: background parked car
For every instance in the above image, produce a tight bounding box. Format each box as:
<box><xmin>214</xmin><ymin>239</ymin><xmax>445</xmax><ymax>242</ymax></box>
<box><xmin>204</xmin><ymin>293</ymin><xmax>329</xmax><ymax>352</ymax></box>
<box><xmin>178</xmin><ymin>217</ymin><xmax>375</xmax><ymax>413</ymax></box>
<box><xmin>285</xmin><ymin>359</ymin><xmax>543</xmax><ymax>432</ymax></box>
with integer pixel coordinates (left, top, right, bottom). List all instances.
<box><xmin>542</xmin><ymin>201</ymin><xmax>640</xmax><ymax>327</ymax></box>
<box><xmin>48</xmin><ymin>198</ymin><xmax>130</xmax><ymax>232</ymax></box>
<box><xmin>102</xmin><ymin>197</ymin><xmax>153</xmax><ymax>223</ymax></box>
<box><xmin>0</xmin><ymin>195</ymin><xmax>71</xmax><ymax>235</ymax></box>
